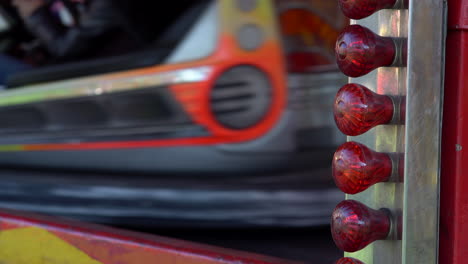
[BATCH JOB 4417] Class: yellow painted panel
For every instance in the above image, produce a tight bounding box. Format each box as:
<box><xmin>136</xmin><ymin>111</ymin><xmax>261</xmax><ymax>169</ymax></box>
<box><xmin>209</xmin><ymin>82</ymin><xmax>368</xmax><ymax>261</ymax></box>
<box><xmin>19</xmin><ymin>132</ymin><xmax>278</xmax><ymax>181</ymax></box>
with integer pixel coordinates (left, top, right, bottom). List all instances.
<box><xmin>0</xmin><ymin>227</ymin><xmax>102</xmax><ymax>264</ymax></box>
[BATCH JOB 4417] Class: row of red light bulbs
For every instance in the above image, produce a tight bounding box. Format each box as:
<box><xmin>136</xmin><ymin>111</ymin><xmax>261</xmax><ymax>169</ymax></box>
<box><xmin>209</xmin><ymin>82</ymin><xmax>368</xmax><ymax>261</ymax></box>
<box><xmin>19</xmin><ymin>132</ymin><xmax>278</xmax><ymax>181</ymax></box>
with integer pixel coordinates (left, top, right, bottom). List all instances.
<box><xmin>333</xmin><ymin>0</ymin><xmax>408</xmax><ymax>263</ymax></box>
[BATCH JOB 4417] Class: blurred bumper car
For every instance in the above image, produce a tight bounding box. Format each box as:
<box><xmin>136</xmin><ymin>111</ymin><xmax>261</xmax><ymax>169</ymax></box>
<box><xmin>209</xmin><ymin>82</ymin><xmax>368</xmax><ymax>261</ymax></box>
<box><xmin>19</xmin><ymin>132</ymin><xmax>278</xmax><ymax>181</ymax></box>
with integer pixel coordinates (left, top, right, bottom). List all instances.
<box><xmin>0</xmin><ymin>0</ymin><xmax>346</xmax><ymax>227</ymax></box>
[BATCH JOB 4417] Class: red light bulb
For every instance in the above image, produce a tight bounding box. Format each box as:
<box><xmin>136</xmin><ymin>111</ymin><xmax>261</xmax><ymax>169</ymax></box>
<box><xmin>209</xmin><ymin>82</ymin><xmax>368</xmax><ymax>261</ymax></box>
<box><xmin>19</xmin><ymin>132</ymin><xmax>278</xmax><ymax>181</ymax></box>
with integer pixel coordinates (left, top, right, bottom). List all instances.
<box><xmin>331</xmin><ymin>200</ymin><xmax>391</xmax><ymax>252</ymax></box>
<box><xmin>339</xmin><ymin>0</ymin><xmax>397</xmax><ymax>19</ymax></box>
<box><xmin>334</xmin><ymin>83</ymin><xmax>394</xmax><ymax>136</ymax></box>
<box><xmin>332</xmin><ymin>142</ymin><xmax>392</xmax><ymax>194</ymax></box>
<box><xmin>336</xmin><ymin>25</ymin><xmax>396</xmax><ymax>77</ymax></box>
<box><xmin>336</xmin><ymin>257</ymin><xmax>365</xmax><ymax>264</ymax></box>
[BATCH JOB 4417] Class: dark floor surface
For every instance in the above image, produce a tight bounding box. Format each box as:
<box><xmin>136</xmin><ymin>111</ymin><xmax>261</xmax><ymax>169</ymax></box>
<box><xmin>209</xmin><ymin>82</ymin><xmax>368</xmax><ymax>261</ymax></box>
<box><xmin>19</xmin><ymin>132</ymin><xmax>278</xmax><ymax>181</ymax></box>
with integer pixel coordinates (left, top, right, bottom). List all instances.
<box><xmin>150</xmin><ymin>227</ymin><xmax>343</xmax><ymax>263</ymax></box>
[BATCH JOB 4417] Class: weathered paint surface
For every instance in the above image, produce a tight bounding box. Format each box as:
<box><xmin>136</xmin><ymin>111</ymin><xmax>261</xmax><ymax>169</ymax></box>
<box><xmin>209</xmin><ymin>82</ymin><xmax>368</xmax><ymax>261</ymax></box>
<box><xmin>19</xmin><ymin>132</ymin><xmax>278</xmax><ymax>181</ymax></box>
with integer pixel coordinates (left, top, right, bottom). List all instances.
<box><xmin>0</xmin><ymin>209</ymin><xmax>300</xmax><ymax>264</ymax></box>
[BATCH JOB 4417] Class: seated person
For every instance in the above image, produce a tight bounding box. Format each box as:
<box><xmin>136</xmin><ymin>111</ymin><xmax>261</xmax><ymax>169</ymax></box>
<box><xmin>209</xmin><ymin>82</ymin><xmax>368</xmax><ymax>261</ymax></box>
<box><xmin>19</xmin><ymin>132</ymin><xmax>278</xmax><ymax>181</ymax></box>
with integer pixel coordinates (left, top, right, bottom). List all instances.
<box><xmin>0</xmin><ymin>0</ymin><xmax>142</xmax><ymax>85</ymax></box>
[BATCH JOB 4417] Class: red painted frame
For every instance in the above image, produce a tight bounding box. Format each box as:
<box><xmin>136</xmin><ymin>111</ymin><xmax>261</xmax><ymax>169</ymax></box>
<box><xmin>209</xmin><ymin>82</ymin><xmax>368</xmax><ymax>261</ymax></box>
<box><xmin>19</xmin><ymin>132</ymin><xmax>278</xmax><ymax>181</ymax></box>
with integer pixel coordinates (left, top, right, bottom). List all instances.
<box><xmin>440</xmin><ymin>0</ymin><xmax>468</xmax><ymax>263</ymax></box>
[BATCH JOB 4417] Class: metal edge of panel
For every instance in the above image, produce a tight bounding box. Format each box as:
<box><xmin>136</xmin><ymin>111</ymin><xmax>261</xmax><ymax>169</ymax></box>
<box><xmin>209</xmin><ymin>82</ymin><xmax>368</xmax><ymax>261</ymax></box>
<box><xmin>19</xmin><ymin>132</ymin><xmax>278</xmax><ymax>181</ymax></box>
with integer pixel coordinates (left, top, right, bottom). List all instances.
<box><xmin>344</xmin><ymin>8</ymin><xmax>407</xmax><ymax>264</ymax></box>
<box><xmin>0</xmin><ymin>66</ymin><xmax>213</xmax><ymax>108</ymax></box>
<box><xmin>402</xmin><ymin>0</ymin><xmax>446</xmax><ymax>263</ymax></box>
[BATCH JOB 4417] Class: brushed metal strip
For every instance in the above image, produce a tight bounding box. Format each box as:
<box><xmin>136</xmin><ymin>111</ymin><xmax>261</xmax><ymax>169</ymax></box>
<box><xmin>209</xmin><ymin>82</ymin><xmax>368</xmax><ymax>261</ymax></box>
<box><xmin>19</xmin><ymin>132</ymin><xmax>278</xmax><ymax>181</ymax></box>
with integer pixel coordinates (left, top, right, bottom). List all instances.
<box><xmin>402</xmin><ymin>0</ymin><xmax>446</xmax><ymax>263</ymax></box>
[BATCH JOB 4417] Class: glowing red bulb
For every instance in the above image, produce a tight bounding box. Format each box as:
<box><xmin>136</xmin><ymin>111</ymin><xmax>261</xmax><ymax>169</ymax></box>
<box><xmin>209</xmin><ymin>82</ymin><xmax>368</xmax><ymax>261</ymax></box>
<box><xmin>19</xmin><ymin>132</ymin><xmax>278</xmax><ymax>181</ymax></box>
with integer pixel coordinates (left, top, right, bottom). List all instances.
<box><xmin>331</xmin><ymin>200</ymin><xmax>391</xmax><ymax>252</ymax></box>
<box><xmin>332</xmin><ymin>142</ymin><xmax>392</xmax><ymax>194</ymax></box>
<box><xmin>334</xmin><ymin>83</ymin><xmax>394</xmax><ymax>136</ymax></box>
<box><xmin>336</xmin><ymin>257</ymin><xmax>365</xmax><ymax>264</ymax></box>
<box><xmin>339</xmin><ymin>0</ymin><xmax>397</xmax><ymax>19</ymax></box>
<box><xmin>336</xmin><ymin>25</ymin><xmax>396</xmax><ymax>77</ymax></box>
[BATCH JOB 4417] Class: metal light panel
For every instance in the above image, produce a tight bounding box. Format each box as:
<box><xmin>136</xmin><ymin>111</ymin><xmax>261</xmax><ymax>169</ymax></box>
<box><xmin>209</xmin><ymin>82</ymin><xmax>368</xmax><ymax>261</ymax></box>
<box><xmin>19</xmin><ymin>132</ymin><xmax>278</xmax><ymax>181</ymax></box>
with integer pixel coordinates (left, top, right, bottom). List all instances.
<box><xmin>342</xmin><ymin>0</ymin><xmax>446</xmax><ymax>263</ymax></box>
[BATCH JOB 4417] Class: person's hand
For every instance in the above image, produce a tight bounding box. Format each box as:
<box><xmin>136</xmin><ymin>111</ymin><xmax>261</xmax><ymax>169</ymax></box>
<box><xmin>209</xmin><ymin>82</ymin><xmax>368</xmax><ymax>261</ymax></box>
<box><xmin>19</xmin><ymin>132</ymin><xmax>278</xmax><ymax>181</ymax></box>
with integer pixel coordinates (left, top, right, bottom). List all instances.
<box><xmin>12</xmin><ymin>0</ymin><xmax>45</xmax><ymax>18</ymax></box>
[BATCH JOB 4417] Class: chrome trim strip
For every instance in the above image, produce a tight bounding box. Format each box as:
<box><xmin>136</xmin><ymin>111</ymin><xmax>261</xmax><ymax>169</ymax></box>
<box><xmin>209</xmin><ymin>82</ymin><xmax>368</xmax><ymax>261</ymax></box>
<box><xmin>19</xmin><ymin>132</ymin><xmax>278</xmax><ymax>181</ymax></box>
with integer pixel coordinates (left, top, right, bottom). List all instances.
<box><xmin>402</xmin><ymin>0</ymin><xmax>446</xmax><ymax>263</ymax></box>
<box><xmin>0</xmin><ymin>66</ymin><xmax>213</xmax><ymax>107</ymax></box>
